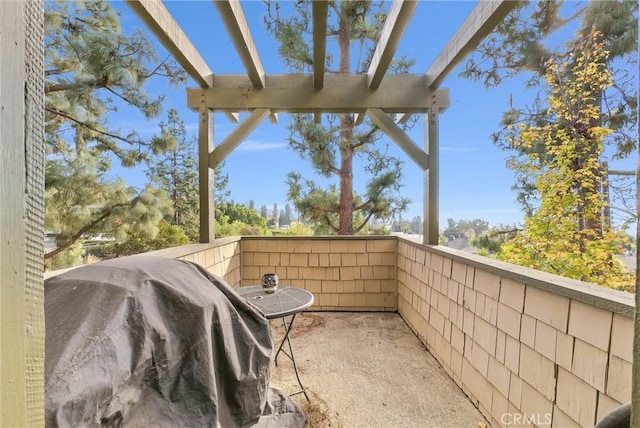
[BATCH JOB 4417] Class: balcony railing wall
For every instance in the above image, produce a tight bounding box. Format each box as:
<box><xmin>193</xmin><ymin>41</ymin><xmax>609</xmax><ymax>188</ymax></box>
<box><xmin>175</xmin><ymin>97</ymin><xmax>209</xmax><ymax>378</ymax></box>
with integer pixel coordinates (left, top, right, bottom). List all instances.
<box><xmin>143</xmin><ymin>237</ymin><xmax>242</xmax><ymax>285</ymax></box>
<box><xmin>45</xmin><ymin>235</ymin><xmax>635</xmax><ymax>427</ymax></box>
<box><xmin>241</xmin><ymin>236</ymin><xmax>397</xmax><ymax>311</ymax></box>
<box><xmin>396</xmin><ymin>237</ymin><xmax>634</xmax><ymax>427</ymax></box>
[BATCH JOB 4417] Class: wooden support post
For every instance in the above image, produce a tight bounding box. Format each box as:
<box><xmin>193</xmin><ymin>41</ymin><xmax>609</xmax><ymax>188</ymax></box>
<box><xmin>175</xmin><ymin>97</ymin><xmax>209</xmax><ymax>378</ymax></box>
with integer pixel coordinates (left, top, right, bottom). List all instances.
<box><xmin>1</xmin><ymin>1</ymin><xmax>45</xmax><ymax>425</ymax></box>
<box><xmin>424</xmin><ymin>109</ymin><xmax>439</xmax><ymax>245</ymax></box>
<box><xmin>198</xmin><ymin>105</ymin><xmax>215</xmax><ymax>242</ymax></box>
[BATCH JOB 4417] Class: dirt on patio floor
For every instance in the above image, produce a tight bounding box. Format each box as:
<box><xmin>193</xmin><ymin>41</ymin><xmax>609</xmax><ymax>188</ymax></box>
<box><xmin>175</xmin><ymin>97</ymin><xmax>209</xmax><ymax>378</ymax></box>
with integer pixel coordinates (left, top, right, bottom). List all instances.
<box><xmin>268</xmin><ymin>312</ymin><xmax>489</xmax><ymax>428</ymax></box>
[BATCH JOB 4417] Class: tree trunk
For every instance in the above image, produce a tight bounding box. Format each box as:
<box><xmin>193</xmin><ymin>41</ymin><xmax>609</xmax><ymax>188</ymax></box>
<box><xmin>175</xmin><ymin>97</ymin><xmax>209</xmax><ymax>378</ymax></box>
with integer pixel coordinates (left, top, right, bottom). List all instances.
<box><xmin>337</xmin><ymin>4</ymin><xmax>354</xmax><ymax>235</ymax></box>
<box><xmin>172</xmin><ymin>150</ymin><xmax>179</xmax><ymax>225</ymax></box>
<box><xmin>582</xmin><ymin>93</ymin><xmax>604</xmax><ymax>237</ymax></box>
<box><xmin>575</xmin><ymin>91</ymin><xmax>605</xmax><ymax>251</ymax></box>
<box><xmin>339</xmin><ymin>115</ymin><xmax>354</xmax><ymax>234</ymax></box>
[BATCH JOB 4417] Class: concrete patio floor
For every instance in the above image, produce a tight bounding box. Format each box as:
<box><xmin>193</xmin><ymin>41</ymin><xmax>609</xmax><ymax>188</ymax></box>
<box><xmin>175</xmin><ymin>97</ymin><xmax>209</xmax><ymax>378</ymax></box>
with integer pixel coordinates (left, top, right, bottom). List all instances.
<box><xmin>269</xmin><ymin>312</ymin><xmax>488</xmax><ymax>428</ymax></box>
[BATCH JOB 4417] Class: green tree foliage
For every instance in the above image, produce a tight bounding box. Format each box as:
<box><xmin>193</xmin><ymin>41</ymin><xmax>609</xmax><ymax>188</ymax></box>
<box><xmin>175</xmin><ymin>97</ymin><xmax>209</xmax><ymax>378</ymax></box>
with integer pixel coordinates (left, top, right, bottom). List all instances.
<box><xmin>215</xmin><ymin>201</ymin><xmax>268</xmax><ymax>237</ymax></box>
<box><xmin>279</xmin><ymin>203</ymin><xmax>294</xmax><ymax>227</ymax></box>
<box><xmin>260</xmin><ymin>205</ymin><xmax>269</xmax><ymax>220</ymax></box>
<box><xmin>45</xmin><ymin>241</ymin><xmax>86</xmax><ymax>271</ymax></box>
<box><xmin>442</xmin><ymin>218</ymin><xmax>490</xmax><ymax>241</ymax></box>
<box><xmin>439</xmin><ymin>218</ymin><xmax>518</xmax><ymax>254</ymax></box>
<box><xmin>44</xmin><ymin>0</ymin><xmax>186</xmax><ymax>259</ymax></box>
<box><xmin>215</xmin><ymin>163</ymin><xmax>231</xmax><ymax>207</ymax></box>
<box><xmin>274</xmin><ymin>223</ymin><xmax>315</xmax><ymax>236</ymax></box>
<box><xmin>391</xmin><ymin>216</ymin><xmax>410</xmax><ymax>234</ymax></box>
<box><xmin>218</xmin><ymin>201</ymin><xmax>267</xmax><ymax>228</ymax></box>
<box><xmin>472</xmin><ymin>226</ymin><xmax>521</xmax><ymax>256</ymax></box>
<box><xmin>88</xmin><ymin>220</ymin><xmax>189</xmax><ymax>259</ymax></box>
<box><xmin>148</xmin><ymin>109</ymin><xmax>230</xmax><ymax>242</ymax></box>
<box><xmin>408</xmin><ymin>216</ymin><xmax>422</xmax><ymax>235</ymax></box>
<box><xmin>497</xmin><ymin>34</ymin><xmax>633</xmax><ymax>291</ymax></box>
<box><xmin>269</xmin><ymin>203</ymin><xmax>279</xmax><ymax>228</ymax></box>
<box><xmin>358</xmin><ymin>221</ymin><xmax>390</xmax><ymax>236</ymax></box>
<box><xmin>45</xmin><ymin>160</ymin><xmax>172</xmax><ymax>259</ymax></box>
<box><xmin>284</xmin><ymin>204</ymin><xmax>293</xmax><ymax>224</ymax></box>
<box><xmin>147</xmin><ymin>109</ymin><xmax>199</xmax><ymax>241</ymax></box>
<box><xmin>390</xmin><ymin>215</ymin><xmax>421</xmax><ymax>235</ymax></box>
<box><xmin>265</xmin><ymin>0</ymin><xmax>410</xmax><ymax>234</ymax></box>
<box><xmin>463</xmin><ymin>1</ymin><xmax>637</xmax><ymax>223</ymax></box>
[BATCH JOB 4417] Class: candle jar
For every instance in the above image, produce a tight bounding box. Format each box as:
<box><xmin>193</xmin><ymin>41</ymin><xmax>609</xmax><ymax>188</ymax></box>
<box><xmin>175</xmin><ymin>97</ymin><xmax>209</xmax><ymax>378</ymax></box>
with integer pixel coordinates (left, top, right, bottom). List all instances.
<box><xmin>261</xmin><ymin>273</ymin><xmax>278</xmax><ymax>294</ymax></box>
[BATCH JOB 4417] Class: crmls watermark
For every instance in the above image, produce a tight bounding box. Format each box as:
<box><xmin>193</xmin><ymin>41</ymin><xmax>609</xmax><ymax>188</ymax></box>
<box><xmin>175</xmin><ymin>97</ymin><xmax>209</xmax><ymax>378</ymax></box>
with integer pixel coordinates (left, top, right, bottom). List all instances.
<box><xmin>501</xmin><ymin>413</ymin><xmax>552</xmax><ymax>426</ymax></box>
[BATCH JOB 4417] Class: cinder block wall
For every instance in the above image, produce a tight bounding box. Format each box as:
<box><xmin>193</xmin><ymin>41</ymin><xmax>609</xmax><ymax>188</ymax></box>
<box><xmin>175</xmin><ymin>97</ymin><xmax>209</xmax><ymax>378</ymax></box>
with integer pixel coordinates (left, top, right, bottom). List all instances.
<box><xmin>397</xmin><ymin>237</ymin><xmax>634</xmax><ymax>428</ymax></box>
<box><xmin>241</xmin><ymin>236</ymin><xmax>397</xmax><ymax>311</ymax></box>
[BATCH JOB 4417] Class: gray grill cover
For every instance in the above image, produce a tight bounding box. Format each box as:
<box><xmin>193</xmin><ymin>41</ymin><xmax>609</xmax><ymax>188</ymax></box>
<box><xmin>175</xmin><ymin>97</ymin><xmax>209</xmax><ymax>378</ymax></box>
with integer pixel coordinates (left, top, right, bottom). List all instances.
<box><xmin>45</xmin><ymin>256</ymin><xmax>305</xmax><ymax>427</ymax></box>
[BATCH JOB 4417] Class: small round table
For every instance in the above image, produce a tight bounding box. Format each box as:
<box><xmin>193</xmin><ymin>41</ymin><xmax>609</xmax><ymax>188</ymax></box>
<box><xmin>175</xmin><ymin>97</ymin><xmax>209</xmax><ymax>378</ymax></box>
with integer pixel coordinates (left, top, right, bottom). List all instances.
<box><xmin>236</xmin><ymin>285</ymin><xmax>314</xmax><ymax>400</ymax></box>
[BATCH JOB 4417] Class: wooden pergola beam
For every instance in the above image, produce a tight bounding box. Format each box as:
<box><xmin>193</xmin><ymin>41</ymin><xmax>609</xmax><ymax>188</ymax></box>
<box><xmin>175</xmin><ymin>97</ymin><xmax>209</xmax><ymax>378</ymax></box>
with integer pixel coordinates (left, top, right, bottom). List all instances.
<box><xmin>425</xmin><ymin>0</ymin><xmax>518</xmax><ymax>88</ymax></box>
<box><xmin>313</xmin><ymin>1</ymin><xmax>329</xmax><ymax>89</ymax></box>
<box><xmin>214</xmin><ymin>0</ymin><xmax>265</xmax><ymax>89</ymax></box>
<box><xmin>367</xmin><ymin>0</ymin><xmax>418</xmax><ymax>89</ymax></box>
<box><xmin>187</xmin><ymin>74</ymin><xmax>436</xmax><ymax>113</ymax></box>
<box><xmin>209</xmin><ymin>109</ymin><xmax>271</xmax><ymax>168</ymax></box>
<box><xmin>125</xmin><ymin>0</ymin><xmax>213</xmax><ymax>88</ymax></box>
<box><xmin>367</xmin><ymin>108</ymin><xmax>429</xmax><ymax>170</ymax></box>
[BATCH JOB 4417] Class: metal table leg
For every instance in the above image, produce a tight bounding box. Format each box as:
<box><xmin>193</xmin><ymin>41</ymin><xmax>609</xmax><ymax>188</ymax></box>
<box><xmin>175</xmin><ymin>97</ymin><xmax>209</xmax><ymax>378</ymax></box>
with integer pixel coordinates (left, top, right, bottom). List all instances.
<box><xmin>273</xmin><ymin>314</ymin><xmax>309</xmax><ymax>401</ymax></box>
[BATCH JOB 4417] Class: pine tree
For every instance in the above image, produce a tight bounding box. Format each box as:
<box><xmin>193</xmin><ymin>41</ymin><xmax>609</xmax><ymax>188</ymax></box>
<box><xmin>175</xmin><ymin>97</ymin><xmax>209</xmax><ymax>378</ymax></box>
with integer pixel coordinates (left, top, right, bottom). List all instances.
<box><xmin>283</xmin><ymin>204</ymin><xmax>293</xmax><ymax>226</ymax></box>
<box><xmin>260</xmin><ymin>205</ymin><xmax>269</xmax><ymax>220</ymax></box>
<box><xmin>269</xmin><ymin>203</ymin><xmax>279</xmax><ymax>229</ymax></box>
<box><xmin>147</xmin><ymin>109</ymin><xmax>199</xmax><ymax>242</ymax></box>
<box><xmin>265</xmin><ymin>0</ymin><xmax>411</xmax><ymax>234</ymax></box>
<box><xmin>44</xmin><ymin>0</ymin><xmax>186</xmax><ymax>260</ymax></box>
<box><xmin>45</xmin><ymin>157</ymin><xmax>172</xmax><ymax>261</ymax></box>
<box><xmin>409</xmin><ymin>216</ymin><xmax>422</xmax><ymax>235</ymax></box>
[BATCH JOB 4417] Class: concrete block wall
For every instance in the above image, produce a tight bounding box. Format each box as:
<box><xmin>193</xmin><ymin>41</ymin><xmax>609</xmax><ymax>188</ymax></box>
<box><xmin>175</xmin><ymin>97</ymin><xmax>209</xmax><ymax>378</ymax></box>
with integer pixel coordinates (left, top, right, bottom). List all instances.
<box><xmin>241</xmin><ymin>237</ymin><xmax>397</xmax><ymax>311</ymax></box>
<box><xmin>396</xmin><ymin>238</ymin><xmax>634</xmax><ymax>428</ymax></box>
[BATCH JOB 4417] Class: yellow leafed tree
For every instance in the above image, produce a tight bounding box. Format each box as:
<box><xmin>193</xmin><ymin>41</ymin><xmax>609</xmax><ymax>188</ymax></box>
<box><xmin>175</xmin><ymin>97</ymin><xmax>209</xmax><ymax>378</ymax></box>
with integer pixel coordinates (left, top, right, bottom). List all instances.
<box><xmin>498</xmin><ymin>32</ymin><xmax>634</xmax><ymax>291</ymax></box>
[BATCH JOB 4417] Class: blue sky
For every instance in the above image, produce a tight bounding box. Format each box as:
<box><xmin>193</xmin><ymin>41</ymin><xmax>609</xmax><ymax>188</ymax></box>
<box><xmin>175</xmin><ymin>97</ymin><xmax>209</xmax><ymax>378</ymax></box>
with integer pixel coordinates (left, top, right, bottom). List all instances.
<box><xmin>111</xmin><ymin>1</ymin><xmax>636</xmax><ymax>228</ymax></box>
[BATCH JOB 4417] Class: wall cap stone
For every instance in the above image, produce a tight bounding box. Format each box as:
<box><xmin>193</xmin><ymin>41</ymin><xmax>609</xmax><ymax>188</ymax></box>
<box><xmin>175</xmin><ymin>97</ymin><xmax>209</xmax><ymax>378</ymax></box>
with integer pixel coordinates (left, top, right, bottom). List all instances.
<box><xmin>141</xmin><ymin>238</ymin><xmax>240</xmax><ymax>258</ymax></box>
<box><xmin>241</xmin><ymin>235</ymin><xmax>395</xmax><ymax>241</ymax></box>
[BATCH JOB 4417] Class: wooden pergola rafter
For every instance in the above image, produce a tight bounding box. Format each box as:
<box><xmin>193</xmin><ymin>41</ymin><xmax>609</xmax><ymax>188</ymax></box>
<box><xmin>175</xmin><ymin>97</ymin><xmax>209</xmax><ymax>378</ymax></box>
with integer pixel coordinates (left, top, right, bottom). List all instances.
<box><xmin>125</xmin><ymin>0</ymin><xmax>519</xmax><ymax>244</ymax></box>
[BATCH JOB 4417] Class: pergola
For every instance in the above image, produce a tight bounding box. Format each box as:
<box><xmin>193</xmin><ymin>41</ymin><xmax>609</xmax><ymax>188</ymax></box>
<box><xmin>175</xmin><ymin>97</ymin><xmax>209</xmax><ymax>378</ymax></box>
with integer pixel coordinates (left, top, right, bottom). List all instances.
<box><xmin>125</xmin><ymin>0</ymin><xmax>517</xmax><ymax>244</ymax></box>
